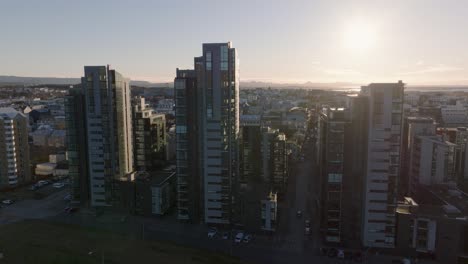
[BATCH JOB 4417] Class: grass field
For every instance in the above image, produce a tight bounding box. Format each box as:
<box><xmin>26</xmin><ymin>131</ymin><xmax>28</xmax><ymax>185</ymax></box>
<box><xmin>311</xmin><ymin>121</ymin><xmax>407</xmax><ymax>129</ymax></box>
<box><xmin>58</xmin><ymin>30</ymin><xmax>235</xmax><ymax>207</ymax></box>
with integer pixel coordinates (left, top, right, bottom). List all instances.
<box><xmin>0</xmin><ymin>220</ymin><xmax>245</xmax><ymax>264</ymax></box>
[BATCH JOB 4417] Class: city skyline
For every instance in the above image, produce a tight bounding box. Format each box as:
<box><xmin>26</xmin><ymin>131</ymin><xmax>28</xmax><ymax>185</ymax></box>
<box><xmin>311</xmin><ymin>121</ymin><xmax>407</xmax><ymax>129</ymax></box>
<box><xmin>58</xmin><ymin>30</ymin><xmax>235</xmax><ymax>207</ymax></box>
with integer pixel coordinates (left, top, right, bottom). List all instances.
<box><xmin>1</xmin><ymin>0</ymin><xmax>467</xmax><ymax>85</ymax></box>
<box><xmin>2</xmin><ymin>1</ymin><xmax>468</xmax><ymax>263</ymax></box>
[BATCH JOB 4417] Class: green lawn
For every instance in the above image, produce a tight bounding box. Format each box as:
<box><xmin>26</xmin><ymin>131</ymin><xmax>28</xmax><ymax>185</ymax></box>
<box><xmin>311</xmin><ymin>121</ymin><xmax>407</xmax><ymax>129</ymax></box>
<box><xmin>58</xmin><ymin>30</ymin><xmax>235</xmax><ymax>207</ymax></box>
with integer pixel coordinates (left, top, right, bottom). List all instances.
<box><xmin>0</xmin><ymin>220</ymin><xmax>244</xmax><ymax>264</ymax></box>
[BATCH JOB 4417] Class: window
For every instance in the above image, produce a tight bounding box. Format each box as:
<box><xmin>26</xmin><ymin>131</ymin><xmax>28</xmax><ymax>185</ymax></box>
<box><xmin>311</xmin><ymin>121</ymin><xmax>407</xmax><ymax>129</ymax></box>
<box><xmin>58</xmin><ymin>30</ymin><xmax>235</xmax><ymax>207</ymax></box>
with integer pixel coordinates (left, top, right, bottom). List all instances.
<box><xmin>206</xmin><ymin>51</ymin><xmax>212</xmax><ymax>70</ymax></box>
<box><xmin>176</xmin><ymin>125</ymin><xmax>187</xmax><ymax>133</ymax></box>
<box><xmin>370</xmin><ymin>189</ymin><xmax>387</xmax><ymax>193</ymax></box>
<box><xmin>221</xmin><ymin>45</ymin><xmax>228</xmax><ymax>70</ymax></box>
<box><xmin>328</xmin><ymin>173</ymin><xmax>342</xmax><ymax>183</ymax></box>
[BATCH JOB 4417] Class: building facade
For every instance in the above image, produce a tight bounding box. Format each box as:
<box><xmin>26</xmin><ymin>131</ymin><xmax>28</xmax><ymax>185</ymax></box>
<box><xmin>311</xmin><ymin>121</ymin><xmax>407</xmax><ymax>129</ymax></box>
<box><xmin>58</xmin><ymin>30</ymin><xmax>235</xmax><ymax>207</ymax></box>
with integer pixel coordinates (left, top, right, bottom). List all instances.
<box><xmin>239</xmin><ymin>115</ymin><xmax>262</xmax><ymax>185</ymax></box>
<box><xmin>175</xmin><ymin>42</ymin><xmax>240</xmax><ymax>225</ymax></box>
<box><xmin>198</xmin><ymin>42</ymin><xmax>239</xmax><ymax>224</ymax></box>
<box><xmin>261</xmin><ymin>192</ymin><xmax>278</xmax><ymax>232</ymax></box>
<box><xmin>317</xmin><ymin>101</ymin><xmax>368</xmax><ymax>248</ymax></box>
<box><xmin>265</xmin><ymin>128</ymin><xmax>288</xmax><ymax>192</ymax></box>
<box><xmin>396</xmin><ymin>187</ymin><xmax>468</xmax><ymax>264</ymax></box>
<box><xmin>66</xmin><ymin>66</ymin><xmax>134</xmax><ymax>207</ymax></box>
<box><xmin>453</xmin><ymin>127</ymin><xmax>468</xmax><ymax>192</ymax></box>
<box><xmin>409</xmin><ymin>135</ymin><xmax>455</xmax><ymax>194</ymax></box>
<box><xmin>318</xmin><ymin>107</ymin><xmax>350</xmax><ymax>244</ymax></box>
<box><xmin>238</xmin><ymin>115</ymin><xmax>286</xmax><ymax>232</ymax></box>
<box><xmin>65</xmin><ymin>87</ymin><xmax>89</xmax><ymax>205</ymax></box>
<box><xmin>361</xmin><ymin>81</ymin><xmax>404</xmax><ymax>248</ymax></box>
<box><xmin>132</xmin><ymin>96</ymin><xmax>166</xmax><ymax>171</ymax></box>
<box><xmin>0</xmin><ymin>108</ymin><xmax>30</xmax><ymax>189</ymax></box>
<box><xmin>400</xmin><ymin>117</ymin><xmax>436</xmax><ymax>196</ymax></box>
<box><xmin>174</xmin><ymin>69</ymin><xmax>202</xmax><ymax>222</ymax></box>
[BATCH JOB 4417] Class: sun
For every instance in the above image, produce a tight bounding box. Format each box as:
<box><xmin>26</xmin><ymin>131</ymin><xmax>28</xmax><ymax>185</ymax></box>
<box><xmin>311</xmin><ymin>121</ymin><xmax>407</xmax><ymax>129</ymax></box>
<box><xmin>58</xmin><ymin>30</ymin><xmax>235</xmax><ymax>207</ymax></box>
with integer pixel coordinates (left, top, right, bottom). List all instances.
<box><xmin>343</xmin><ymin>21</ymin><xmax>377</xmax><ymax>53</ymax></box>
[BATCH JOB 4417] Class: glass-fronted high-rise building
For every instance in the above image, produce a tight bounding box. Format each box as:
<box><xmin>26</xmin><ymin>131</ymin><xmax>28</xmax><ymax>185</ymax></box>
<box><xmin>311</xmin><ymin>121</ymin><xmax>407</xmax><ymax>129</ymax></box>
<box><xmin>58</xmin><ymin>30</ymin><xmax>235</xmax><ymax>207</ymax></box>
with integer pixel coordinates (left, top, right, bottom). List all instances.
<box><xmin>175</xmin><ymin>42</ymin><xmax>239</xmax><ymax>224</ymax></box>
<box><xmin>65</xmin><ymin>65</ymin><xmax>133</xmax><ymax>207</ymax></box>
<box><xmin>132</xmin><ymin>96</ymin><xmax>167</xmax><ymax>171</ymax></box>
<box><xmin>175</xmin><ymin>69</ymin><xmax>201</xmax><ymax>222</ymax></box>
<box><xmin>65</xmin><ymin>87</ymin><xmax>89</xmax><ymax>206</ymax></box>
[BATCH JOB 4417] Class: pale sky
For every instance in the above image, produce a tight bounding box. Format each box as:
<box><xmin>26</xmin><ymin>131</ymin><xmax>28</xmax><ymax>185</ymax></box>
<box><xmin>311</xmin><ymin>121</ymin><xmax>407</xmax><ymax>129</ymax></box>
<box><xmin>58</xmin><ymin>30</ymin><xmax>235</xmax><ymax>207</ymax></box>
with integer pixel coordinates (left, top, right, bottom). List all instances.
<box><xmin>1</xmin><ymin>0</ymin><xmax>467</xmax><ymax>85</ymax></box>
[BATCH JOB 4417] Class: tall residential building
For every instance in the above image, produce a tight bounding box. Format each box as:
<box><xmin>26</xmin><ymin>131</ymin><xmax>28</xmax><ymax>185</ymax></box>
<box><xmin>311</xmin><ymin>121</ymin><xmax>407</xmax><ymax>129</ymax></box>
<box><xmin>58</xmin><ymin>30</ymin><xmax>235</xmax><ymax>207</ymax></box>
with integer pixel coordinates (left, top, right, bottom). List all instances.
<box><xmin>174</xmin><ymin>69</ymin><xmax>202</xmax><ymax>222</ymax></box>
<box><xmin>400</xmin><ymin>117</ymin><xmax>436</xmax><ymax>196</ymax></box>
<box><xmin>453</xmin><ymin>127</ymin><xmax>468</xmax><ymax>192</ymax></box>
<box><xmin>262</xmin><ymin>127</ymin><xmax>288</xmax><ymax>191</ymax></box>
<box><xmin>318</xmin><ymin>107</ymin><xmax>351</xmax><ymax>244</ymax></box>
<box><xmin>239</xmin><ymin>115</ymin><xmax>289</xmax><ymax>191</ymax></box>
<box><xmin>65</xmin><ymin>88</ymin><xmax>89</xmax><ymax>205</ymax></box>
<box><xmin>66</xmin><ymin>65</ymin><xmax>134</xmax><ymax>207</ymax></box>
<box><xmin>175</xmin><ymin>42</ymin><xmax>239</xmax><ymax>224</ymax></box>
<box><xmin>409</xmin><ymin>135</ymin><xmax>455</xmax><ymax>193</ymax></box>
<box><xmin>361</xmin><ymin>81</ymin><xmax>404</xmax><ymax>248</ymax></box>
<box><xmin>317</xmin><ymin>100</ymin><xmax>368</xmax><ymax>247</ymax></box>
<box><xmin>132</xmin><ymin>96</ymin><xmax>167</xmax><ymax>171</ymax></box>
<box><xmin>238</xmin><ymin>116</ymin><xmax>286</xmax><ymax>232</ymax></box>
<box><xmin>239</xmin><ymin>115</ymin><xmax>262</xmax><ymax>185</ymax></box>
<box><xmin>198</xmin><ymin>42</ymin><xmax>239</xmax><ymax>225</ymax></box>
<box><xmin>0</xmin><ymin>108</ymin><xmax>30</xmax><ymax>189</ymax></box>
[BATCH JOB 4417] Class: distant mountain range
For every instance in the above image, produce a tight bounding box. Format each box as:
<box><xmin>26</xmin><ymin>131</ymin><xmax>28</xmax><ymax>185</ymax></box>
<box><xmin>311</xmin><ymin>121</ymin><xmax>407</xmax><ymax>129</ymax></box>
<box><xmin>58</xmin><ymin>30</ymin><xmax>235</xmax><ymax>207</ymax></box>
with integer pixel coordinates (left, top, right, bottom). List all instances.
<box><xmin>0</xmin><ymin>75</ymin><xmax>467</xmax><ymax>91</ymax></box>
<box><xmin>0</xmin><ymin>75</ymin><xmax>359</xmax><ymax>89</ymax></box>
<box><xmin>0</xmin><ymin>75</ymin><xmax>168</xmax><ymax>87</ymax></box>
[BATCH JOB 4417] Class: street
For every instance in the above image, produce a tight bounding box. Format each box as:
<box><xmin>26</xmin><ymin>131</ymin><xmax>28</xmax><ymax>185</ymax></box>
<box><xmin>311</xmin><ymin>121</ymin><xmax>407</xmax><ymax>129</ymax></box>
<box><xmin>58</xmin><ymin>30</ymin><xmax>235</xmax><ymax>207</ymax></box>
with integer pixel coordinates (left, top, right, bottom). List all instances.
<box><xmin>0</xmin><ymin>129</ymin><xmax>431</xmax><ymax>263</ymax></box>
<box><xmin>279</xmin><ymin>133</ymin><xmax>319</xmax><ymax>254</ymax></box>
<box><xmin>0</xmin><ymin>187</ymin><xmax>69</xmax><ymax>225</ymax></box>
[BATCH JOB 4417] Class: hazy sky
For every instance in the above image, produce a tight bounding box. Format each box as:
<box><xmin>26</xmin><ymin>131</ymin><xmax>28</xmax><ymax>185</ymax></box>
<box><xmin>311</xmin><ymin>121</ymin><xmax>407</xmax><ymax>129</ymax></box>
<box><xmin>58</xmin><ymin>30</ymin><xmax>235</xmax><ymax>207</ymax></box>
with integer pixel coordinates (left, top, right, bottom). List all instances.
<box><xmin>1</xmin><ymin>0</ymin><xmax>467</xmax><ymax>85</ymax></box>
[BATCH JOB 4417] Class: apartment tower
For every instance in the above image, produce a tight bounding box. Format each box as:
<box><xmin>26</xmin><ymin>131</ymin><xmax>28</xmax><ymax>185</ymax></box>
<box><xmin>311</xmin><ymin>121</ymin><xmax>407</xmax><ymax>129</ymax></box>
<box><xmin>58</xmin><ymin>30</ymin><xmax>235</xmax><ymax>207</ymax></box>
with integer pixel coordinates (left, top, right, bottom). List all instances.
<box><xmin>175</xmin><ymin>42</ymin><xmax>239</xmax><ymax>224</ymax></box>
<box><xmin>361</xmin><ymin>81</ymin><xmax>404</xmax><ymax>248</ymax></box>
<box><xmin>0</xmin><ymin>108</ymin><xmax>30</xmax><ymax>189</ymax></box>
<box><xmin>66</xmin><ymin>66</ymin><xmax>133</xmax><ymax>207</ymax></box>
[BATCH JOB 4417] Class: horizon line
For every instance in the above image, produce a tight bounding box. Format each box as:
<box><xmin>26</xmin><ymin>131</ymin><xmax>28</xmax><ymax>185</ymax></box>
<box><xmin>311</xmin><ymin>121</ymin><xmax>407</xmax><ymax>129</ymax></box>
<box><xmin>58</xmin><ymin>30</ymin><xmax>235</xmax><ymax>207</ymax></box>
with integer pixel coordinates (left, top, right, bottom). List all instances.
<box><xmin>1</xmin><ymin>74</ymin><xmax>468</xmax><ymax>87</ymax></box>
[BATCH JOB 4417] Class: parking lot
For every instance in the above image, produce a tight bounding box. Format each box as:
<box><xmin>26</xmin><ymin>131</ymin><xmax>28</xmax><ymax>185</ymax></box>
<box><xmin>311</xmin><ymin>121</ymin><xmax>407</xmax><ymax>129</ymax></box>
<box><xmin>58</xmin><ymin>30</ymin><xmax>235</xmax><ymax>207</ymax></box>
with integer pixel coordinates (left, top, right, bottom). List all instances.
<box><xmin>0</xmin><ymin>178</ymin><xmax>70</xmax><ymax>225</ymax></box>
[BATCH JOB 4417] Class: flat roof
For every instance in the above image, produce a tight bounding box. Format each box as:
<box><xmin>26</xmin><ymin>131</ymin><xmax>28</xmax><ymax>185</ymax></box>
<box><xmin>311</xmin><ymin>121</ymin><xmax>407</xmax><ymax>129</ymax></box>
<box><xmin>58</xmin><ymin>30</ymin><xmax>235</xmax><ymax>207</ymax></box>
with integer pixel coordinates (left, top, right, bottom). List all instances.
<box><xmin>405</xmin><ymin>184</ymin><xmax>468</xmax><ymax>220</ymax></box>
<box><xmin>136</xmin><ymin>167</ymin><xmax>176</xmax><ymax>186</ymax></box>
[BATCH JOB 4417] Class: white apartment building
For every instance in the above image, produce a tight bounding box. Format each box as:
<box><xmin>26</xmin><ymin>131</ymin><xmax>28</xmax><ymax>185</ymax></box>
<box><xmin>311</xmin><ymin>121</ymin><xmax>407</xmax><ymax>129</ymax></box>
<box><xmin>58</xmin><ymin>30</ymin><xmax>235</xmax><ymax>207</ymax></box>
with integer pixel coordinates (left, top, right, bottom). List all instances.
<box><xmin>361</xmin><ymin>81</ymin><xmax>404</xmax><ymax>248</ymax></box>
<box><xmin>409</xmin><ymin>135</ymin><xmax>455</xmax><ymax>193</ymax></box>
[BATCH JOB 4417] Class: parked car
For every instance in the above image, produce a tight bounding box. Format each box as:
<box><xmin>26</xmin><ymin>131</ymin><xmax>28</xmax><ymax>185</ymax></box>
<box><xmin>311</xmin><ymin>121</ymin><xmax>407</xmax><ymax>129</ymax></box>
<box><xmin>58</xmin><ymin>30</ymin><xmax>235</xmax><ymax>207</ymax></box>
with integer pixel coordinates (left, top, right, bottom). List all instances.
<box><xmin>234</xmin><ymin>232</ymin><xmax>244</xmax><ymax>243</ymax></box>
<box><xmin>64</xmin><ymin>207</ymin><xmax>78</xmax><ymax>213</ymax></box>
<box><xmin>327</xmin><ymin>248</ymin><xmax>338</xmax><ymax>257</ymax></box>
<box><xmin>37</xmin><ymin>180</ymin><xmax>49</xmax><ymax>187</ymax></box>
<box><xmin>242</xmin><ymin>234</ymin><xmax>252</xmax><ymax>243</ymax></box>
<box><xmin>222</xmin><ymin>232</ymin><xmax>230</xmax><ymax>240</ymax></box>
<box><xmin>296</xmin><ymin>210</ymin><xmax>303</xmax><ymax>217</ymax></box>
<box><xmin>2</xmin><ymin>199</ymin><xmax>14</xmax><ymax>205</ymax></box>
<box><xmin>207</xmin><ymin>228</ymin><xmax>218</xmax><ymax>239</ymax></box>
<box><xmin>305</xmin><ymin>219</ymin><xmax>311</xmax><ymax>227</ymax></box>
<box><xmin>29</xmin><ymin>185</ymin><xmax>37</xmax><ymax>191</ymax></box>
<box><xmin>53</xmin><ymin>182</ymin><xmax>65</xmax><ymax>188</ymax></box>
<box><xmin>63</xmin><ymin>194</ymin><xmax>72</xmax><ymax>201</ymax></box>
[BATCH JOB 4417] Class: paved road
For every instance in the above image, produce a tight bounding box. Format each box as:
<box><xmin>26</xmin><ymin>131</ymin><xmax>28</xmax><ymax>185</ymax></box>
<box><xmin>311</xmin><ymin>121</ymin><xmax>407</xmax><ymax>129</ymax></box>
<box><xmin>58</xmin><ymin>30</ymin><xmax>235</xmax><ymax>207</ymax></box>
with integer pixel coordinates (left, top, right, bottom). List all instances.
<box><xmin>0</xmin><ymin>188</ymin><xmax>69</xmax><ymax>225</ymax></box>
<box><xmin>0</xmin><ymin>177</ymin><xmax>434</xmax><ymax>263</ymax></box>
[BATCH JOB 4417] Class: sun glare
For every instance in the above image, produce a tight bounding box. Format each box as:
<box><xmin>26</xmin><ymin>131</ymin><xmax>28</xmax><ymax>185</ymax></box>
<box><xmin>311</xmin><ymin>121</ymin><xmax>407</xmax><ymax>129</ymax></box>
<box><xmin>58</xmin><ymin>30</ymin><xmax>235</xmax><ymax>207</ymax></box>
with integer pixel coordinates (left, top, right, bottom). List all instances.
<box><xmin>343</xmin><ymin>21</ymin><xmax>377</xmax><ymax>53</ymax></box>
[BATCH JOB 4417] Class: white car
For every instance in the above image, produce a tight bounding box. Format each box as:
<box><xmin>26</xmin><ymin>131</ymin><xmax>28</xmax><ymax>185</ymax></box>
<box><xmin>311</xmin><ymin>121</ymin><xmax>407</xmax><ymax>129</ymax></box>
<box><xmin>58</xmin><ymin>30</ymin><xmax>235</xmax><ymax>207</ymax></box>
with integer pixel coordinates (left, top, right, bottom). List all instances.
<box><xmin>2</xmin><ymin>199</ymin><xmax>14</xmax><ymax>205</ymax></box>
<box><xmin>234</xmin><ymin>232</ymin><xmax>244</xmax><ymax>243</ymax></box>
<box><xmin>242</xmin><ymin>234</ymin><xmax>252</xmax><ymax>243</ymax></box>
<box><xmin>207</xmin><ymin>228</ymin><xmax>217</xmax><ymax>239</ymax></box>
<box><xmin>37</xmin><ymin>180</ymin><xmax>49</xmax><ymax>187</ymax></box>
<box><xmin>53</xmin><ymin>183</ymin><xmax>65</xmax><ymax>188</ymax></box>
